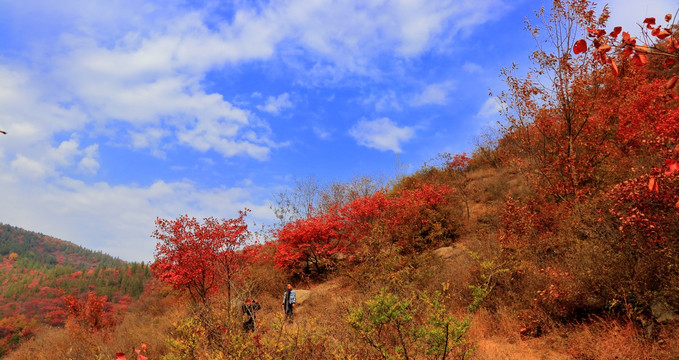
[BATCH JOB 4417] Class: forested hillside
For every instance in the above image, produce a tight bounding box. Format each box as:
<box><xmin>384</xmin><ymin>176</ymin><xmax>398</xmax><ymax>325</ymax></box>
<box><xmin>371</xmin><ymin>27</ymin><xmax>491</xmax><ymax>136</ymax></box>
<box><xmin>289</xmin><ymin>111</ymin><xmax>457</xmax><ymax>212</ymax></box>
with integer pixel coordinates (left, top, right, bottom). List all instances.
<box><xmin>0</xmin><ymin>224</ymin><xmax>151</xmax><ymax>356</ymax></box>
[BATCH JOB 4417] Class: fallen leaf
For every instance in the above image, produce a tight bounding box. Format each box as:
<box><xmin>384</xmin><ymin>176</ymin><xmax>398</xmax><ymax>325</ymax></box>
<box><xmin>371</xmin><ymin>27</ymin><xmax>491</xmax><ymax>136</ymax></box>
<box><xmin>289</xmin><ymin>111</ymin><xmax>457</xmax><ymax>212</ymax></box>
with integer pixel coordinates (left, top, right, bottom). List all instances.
<box><xmin>648</xmin><ymin>177</ymin><xmax>658</xmax><ymax>192</ymax></box>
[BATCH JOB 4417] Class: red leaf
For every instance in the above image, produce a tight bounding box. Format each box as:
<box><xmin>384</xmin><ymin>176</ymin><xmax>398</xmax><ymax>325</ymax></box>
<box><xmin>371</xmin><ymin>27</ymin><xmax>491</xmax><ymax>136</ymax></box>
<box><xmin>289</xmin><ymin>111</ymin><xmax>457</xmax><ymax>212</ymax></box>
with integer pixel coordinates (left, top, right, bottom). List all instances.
<box><xmin>598</xmin><ymin>44</ymin><xmax>611</xmax><ymax>53</ymax></box>
<box><xmin>675</xmin><ymin>201</ymin><xmax>679</xmax><ymax>210</ymax></box>
<box><xmin>665</xmin><ymin>76</ymin><xmax>678</xmax><ymax>89</ymax></box>
<box><xmin>138</xmin><ymin>356</ymin><xmax>149</xmax><ymax>360</ymax></box>
<box><xmin>664</xmin><ymin>57</ymin><xmax>676</xmax><ymax>68</ymax></box>
<box><xmin>573</xmin><ymin>39</ymin><xmax>587</xmax><ymax>54</ymax></box>
<box><xmin>622</xmin><ymin>32</ymin><xmax>637</xmax><ymax>46</ymax></box>
<box><xmin>598</xmin><ymin>53</ymin><xmax>608</xmax><ymax>65</ymax></box>
<box><xmin>609</xmin><ymin>26</ymin><xmax>622</xmax><ymax>38</ymax></box>
<box><xmin>610</xmin><ymin>60</ymin><xmax>619</xmax><ymax>76</ymax></box>
<box><xmin>644</xmin><ymin>17</ymin><xmax>656</xmax><ymax>29</ymax></box>
<box><xmin>665</xmin><ymin>159</ymin><xmax>679</xmax><ymax>175</ymax></box>
<box><xmin>666</xmin><ymin>14</ymin><xmax>673</xmax><ymax>22</ymax></box>
<box><xmin>656</xmin><ymin>29</ymin><xmax>672</xmax><ymax>39</ymax></box>
<box><xmin>633</xmin><ymin>53</ymin><xmax>648</xmax><ymax>66</ymax></box>
<box><xmin>116</xmin><ymin>353</ymin><xmax>127</xmax><ymax>360</ymax></box>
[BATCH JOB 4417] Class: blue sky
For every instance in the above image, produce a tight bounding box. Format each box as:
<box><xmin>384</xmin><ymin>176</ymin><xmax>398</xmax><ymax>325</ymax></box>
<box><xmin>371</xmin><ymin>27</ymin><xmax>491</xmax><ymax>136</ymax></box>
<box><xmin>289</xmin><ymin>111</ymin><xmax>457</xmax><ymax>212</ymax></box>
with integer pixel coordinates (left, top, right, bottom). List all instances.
<box><xmin>0</xmin><ymin>0</ymin><xmax>674</xmax><ymax>262</ymax></box>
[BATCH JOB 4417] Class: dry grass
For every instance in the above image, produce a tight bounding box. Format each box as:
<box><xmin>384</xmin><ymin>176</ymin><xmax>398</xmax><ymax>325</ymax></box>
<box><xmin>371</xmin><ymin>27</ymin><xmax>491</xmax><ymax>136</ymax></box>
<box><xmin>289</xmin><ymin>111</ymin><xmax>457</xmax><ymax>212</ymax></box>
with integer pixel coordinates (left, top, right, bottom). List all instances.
<box><xmin>4</xmin><ymin>324</ymin><xmax>100</xmax><ymax>360</ymax></box>
<box><xmin>468</xmin><ymin>307</ymin><xmax>679</xmax><ymax>360</ymax></box>
<box><xmin>560</xmin><ymin>320</ymin><xmax>679</xmax><ymax>360</ymax></box>
<box><xmin>469</xmin><ymin>307</ymin><xmax>567</xmax><ymax>360</ymax></box>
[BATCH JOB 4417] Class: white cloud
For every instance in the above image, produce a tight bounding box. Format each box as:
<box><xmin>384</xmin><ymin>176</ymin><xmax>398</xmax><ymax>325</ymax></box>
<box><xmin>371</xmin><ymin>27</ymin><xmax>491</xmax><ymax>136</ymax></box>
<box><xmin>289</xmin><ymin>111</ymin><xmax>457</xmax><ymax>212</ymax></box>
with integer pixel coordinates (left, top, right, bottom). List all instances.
<box><xmin>0</xmin><ymin>66</ymin><xmax>89</xmax><ymax>142</ymax></box>
<box><xmin>223</xmin><ymin>0</ymin><xmax>512</xmax><ymax>73</ymax></box>
<box><xmin>0</xmin><ymin>171</ymin><xmax>276</xmax><ymax>262</ymax></box>
<box><xmin>363</xmin><ymin>91</ymin><xmax>402</xmax><ymax>112</ymax></box>
<box><xmin>476</xmin><ymin>97</ymin><xmax>504</xmax><ymax>118</ymax></box>
<box><xmin>349</xmin><ymin>117</ymin><xmax>414</xmax><ymax>152</ymax></box>
<box><xmin>6</xmin><ymin>137</ymin><xmax>100</xmax><ymax>180</ymax></box>
<box><xmin>258</xmin><ymin>93</ymin><xmax>294</xmax><ymax>115</ymax></box>
<box><xmin>313</xmin><ymin>125</ymin><xmax>331</xmax><ymax>140</ymax></box>
<box><xmin>11</xmin><ymin>155</ymin><xmax>47</xmax><ymax>179</ymax></box>
<box><xmin>130</xmin><ymin>127</ymin><xmax>169</xmax><ymax>151</ymax></box>
<box><xmin>410</xmin><ymin>82</ymin><xmax>454</xmax><ymax>106</ymax></box>
<box><xmin>77</xmin><ymin>144</ymin><xmax>100</xmax><ymax>174</ymax></box>
<box><xmin>462</xmin><ymin>62</ymin><xmax>483</xmax><ymax>74</ymax></box>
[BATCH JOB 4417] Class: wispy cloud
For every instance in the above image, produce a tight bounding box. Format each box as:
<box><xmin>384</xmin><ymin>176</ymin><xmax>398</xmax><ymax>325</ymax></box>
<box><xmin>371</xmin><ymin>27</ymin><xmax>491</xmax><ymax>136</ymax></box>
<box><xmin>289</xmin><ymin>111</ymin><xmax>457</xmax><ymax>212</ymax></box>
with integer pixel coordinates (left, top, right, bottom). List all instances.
<box><xmin>462</xmin><ymin>62</ymin><xmax>483</xmax><ymax>74</ymax></box>
<box><xmin>363</xmin><ymin>90</ymin><xmax>402</xmax><ymax>112</ymax></box>
<box><xmin>258</xmin><ymin>93</ymin><xmax>294</xmax><ymax>115</ymax></box>
<box><xmin>349</xmin><ymin>117</ymin><xmax>414</xmax><ymax>152</ymax></box>
<box><xmin>410</xmin><ymin>82</ymin><xmax>454</xmax><ymax>106</ymax></box>
<box><xmin>476</xmin><ymin>96</ymin><xmax>504</xmax><ymax>118</ymax></box>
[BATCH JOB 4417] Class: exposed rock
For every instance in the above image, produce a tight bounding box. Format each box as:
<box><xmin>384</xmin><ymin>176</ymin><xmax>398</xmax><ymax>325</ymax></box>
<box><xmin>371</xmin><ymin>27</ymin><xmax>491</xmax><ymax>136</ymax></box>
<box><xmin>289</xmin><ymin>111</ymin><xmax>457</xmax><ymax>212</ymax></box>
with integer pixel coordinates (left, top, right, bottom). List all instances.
<box><xmin>295</xmin><ymin>289</ymin><xmax>311</xmax><ymax>305</ymax></box>
<box><xmin>432</xmin><ymin>245</ymin><xmax>474</xmax><ymax>291</ymax></box>
<box><xmin>433</xmin><ymin>246</ymin><xmax>467</xmax><ymax>260</ymax></box>
<box><xmin>651</xmin><ymin>298</ymin><xmax>677</xmax><ymax>324</ymax></box>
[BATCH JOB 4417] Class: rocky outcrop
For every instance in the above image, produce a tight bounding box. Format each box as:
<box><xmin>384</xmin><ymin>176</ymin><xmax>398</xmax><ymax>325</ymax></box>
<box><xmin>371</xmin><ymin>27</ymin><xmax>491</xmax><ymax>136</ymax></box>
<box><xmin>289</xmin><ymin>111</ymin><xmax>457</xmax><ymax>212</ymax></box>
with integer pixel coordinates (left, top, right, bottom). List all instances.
<box><xmin>294</xmin><ymin>289</ymin><xmax>311</xmax><ymax>305</ymax></box>
<box><xmin>651</xmin><ymin>298</ymin><xmax>677</xmax><ymax>324</ymax></box>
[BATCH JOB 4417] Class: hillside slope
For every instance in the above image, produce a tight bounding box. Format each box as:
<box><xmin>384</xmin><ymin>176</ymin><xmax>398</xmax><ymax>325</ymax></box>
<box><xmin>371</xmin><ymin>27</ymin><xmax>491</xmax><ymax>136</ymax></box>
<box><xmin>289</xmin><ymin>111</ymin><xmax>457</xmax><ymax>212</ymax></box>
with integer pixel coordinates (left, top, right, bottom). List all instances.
<box><xmin>0</xmin><ymin>223</ymin><xmax>151</xmax><ymax>356</ymax></box>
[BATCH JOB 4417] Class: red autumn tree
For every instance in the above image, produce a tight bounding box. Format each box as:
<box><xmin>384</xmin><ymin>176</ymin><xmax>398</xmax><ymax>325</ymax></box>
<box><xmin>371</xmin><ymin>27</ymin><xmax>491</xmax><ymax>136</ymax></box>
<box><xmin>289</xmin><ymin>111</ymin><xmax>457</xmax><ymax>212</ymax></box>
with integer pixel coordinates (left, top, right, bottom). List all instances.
<box><xmin>571</xmin><ymin>5</ymin><xmax>679</xmax><ymax>256</ymax></box>
<box><xmin>493</xmin><ymin>0</ymin><xmax>679</xmax><ymax>326</ymax></box>
<box><xmin>151</xmin><ymin>210</ymin><xmax>250</xmax><ymax>306</ymax></box>
<box><xmin>498</xmin><ymin>0</ymin><xmax>620</xmax><ymax>202</ymax></box>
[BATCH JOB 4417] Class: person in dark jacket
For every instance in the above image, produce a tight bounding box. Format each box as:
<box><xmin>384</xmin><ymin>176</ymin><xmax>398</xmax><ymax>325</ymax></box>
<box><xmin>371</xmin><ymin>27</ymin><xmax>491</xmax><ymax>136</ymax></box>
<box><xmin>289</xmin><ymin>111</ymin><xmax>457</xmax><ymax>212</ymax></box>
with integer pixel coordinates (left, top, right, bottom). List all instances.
<box><xmin>242</xmin><ymin>298</ymin><xmax>261</xmax><ymax>332</ymax></box>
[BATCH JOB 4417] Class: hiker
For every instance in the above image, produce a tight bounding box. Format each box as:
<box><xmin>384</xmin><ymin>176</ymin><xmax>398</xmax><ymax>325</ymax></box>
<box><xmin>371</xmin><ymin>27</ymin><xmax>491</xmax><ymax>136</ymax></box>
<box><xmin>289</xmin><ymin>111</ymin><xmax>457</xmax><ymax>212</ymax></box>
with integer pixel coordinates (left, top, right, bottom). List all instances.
<box><xmin>281</xmin><ymin>283</ymin><xmax>296</xmax><ymax>322</ymax></box>
<box><xmin>242</xmin><ymin>298</ymin><xmax>261</xmax><ymax>332</ymax></box>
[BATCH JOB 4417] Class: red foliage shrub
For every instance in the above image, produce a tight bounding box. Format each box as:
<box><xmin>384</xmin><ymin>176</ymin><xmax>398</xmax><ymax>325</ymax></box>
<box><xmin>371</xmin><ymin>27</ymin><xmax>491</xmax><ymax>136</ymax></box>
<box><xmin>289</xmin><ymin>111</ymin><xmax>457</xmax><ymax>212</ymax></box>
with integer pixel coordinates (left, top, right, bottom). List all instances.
<box><xmin>63</xmin><ymin>291</ymin><xmax>116</xmax><ymax>332</ymax></box>
<box><xmin>274</xmin><ymin>182</ymin><xmax>456</xmax><ymax>277</ymax></box>
<box><xmin>609</xmin><ymin>158</ymin><xmax>679</xmax><ymax>247</ymax></box>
